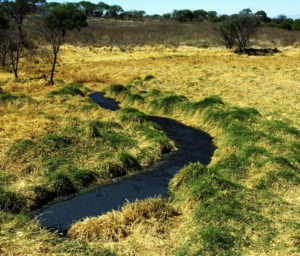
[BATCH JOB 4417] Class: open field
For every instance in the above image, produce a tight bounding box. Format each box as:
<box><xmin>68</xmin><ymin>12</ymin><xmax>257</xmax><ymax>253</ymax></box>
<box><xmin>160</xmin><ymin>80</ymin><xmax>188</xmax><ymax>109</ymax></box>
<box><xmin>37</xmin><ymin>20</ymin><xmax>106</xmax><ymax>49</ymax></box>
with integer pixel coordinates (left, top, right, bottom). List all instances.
<box><xmin>0</xmin><ymin>45</ymin><xmax>300</xmax><ymax>255</ymax></box>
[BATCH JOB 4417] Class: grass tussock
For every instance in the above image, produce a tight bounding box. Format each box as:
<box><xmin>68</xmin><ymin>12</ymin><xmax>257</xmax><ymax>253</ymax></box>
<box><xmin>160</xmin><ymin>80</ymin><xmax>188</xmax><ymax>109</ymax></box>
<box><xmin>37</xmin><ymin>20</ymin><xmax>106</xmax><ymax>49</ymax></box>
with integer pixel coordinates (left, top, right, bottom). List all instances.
<box><xmin>68</xmin><ymin>198</ymin><xmax>185</xmax><ymax>255</ymax></box>
<box><xmin>68</xmin><ymin>198</ymin><xmax>179</xmax><ymax>243</ymax></box>
<box><xmin>0</xmin><ymin>211</ymin><xmax>116</xmax><ymax>256</ymax></box>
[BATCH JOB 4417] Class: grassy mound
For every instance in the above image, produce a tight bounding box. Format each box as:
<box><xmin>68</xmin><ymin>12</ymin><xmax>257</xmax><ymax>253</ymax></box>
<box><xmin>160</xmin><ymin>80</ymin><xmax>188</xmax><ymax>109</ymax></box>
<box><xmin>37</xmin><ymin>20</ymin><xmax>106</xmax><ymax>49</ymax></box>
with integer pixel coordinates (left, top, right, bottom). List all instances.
<box><xmin>0</xmin><ymin>90</ymin><xmax>174</xmax><ymax>212</ymax></box>
<box><xmin>68</xmin><ymin>198</ymin><xmax>179</xmax><ymax>243</ymax></box>
<box><xmin>47</xmin><ymin>83</ymin><xmax>91</xmax><ymax>98</ymax></box>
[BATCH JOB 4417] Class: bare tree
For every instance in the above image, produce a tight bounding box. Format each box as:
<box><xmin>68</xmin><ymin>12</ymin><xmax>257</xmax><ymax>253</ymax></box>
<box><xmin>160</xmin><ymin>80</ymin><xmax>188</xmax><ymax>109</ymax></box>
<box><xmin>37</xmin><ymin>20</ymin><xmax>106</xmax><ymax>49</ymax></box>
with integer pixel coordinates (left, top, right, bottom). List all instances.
<box><xmin>0</xmin><ymin>9</ymin><xmax>9</xmax><ymax>69</ymax></box>
<box><xmin>39</xmin><ymin>3</ymin><xmax>87</xmax><ymax>84</ymax></box>
<box><xmin>1</xmin><ymin>0</ymin><xmax>43</xmax><ymax>77</ymax></box>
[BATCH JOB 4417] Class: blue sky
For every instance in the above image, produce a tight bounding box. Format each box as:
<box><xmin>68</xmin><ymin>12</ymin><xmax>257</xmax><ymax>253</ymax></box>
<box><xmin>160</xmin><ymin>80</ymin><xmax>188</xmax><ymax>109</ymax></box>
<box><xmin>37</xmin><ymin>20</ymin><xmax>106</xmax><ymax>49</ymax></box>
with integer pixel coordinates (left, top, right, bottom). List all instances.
<box><xmin>65</xmin><ymin>0</ymin><xmax>300</xmax><ymax>18</ymax></box>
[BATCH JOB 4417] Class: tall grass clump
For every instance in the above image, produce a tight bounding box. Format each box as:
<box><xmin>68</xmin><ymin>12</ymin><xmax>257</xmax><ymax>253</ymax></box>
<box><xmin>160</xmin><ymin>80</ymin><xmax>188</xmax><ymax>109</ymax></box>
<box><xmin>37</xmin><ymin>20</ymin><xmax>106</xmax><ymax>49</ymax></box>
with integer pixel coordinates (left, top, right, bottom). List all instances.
<box><xmin>0</xmin><ymin>93</ymin><xmax>35</xmax><ymax>104</ymax></box>
<box><xmin>149</xmin><ymin>95</ymin><xmax>188</xmax><ymax>114</ymax></box>
<box><xmin>47</xmin><ymin>83</ymin><xmax>89</xmax><ymax>97</ymax></box>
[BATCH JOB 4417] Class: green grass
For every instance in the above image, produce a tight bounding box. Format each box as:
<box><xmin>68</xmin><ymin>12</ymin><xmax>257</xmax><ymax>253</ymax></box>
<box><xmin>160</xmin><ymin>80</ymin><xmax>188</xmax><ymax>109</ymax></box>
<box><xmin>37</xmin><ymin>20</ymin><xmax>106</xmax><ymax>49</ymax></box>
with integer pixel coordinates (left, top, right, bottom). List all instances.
<box><xmin>204</xmin><ymin>106</ymin><xmax>260</xmax><ymax>128</ymax></box>
<box><xmin>110</xmin><ymin>84</ymin><xmax>300</xmax><ymax>256</ymax></box>
<box><xmin>119</xmin><ymin>108</ymin><xmax>147</xmax><ymax>123</ymax></box>
<box><xmin>2</xmin><ymin>101</ymin><xmax>173</xmax><ymax>210</ymax></box>
<box><xmin>0</xmin><ymin>93</ymin><xmax>35</xmax><ymax>103</ymax></box>
<box><xmin>126</xmin><ymin>93</ymin><xmax>145</xmax><ymax>105</ymax></box>
<box><xmin>0</xmin><ymin>187</ymin><xmax>26</xmax><ymax>213</ymax></box>
<box><xmin>183</xmin><ymin>95</ymin><xmax>224</xmax><ymax>114</ymax></box>
<box><xmin>110</xmin><ymin>84</ymin><xmax>130</xmax><ymax>97</ymax></box>
<box><xmin>47</xmin><ymin>83</ymin><xmax>89</xmax><ymax>97</ymax></box>
<box><xmin>144</xmin><ymin>75</ymin><xmax>155</xmax><ymax>81</ymax></box>
<box><xmin>149</xmin><ymin>95</ymin><xmax>188</xmax><ymax>114</ymax></box>
<box><xmin>8</xmin><ymin>139</ymin><xmax>35</xmax><ymax>155</ymax></box>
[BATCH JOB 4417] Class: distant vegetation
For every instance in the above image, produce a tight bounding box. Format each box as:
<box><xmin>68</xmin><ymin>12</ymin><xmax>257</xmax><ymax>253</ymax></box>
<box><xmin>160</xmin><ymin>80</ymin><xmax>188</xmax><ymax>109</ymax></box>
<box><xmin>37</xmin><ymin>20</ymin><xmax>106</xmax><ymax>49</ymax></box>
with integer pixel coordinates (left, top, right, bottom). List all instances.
<box><xmin>0</xmin><ymin>1</ymin><xmax>300</xmax><ymax>83</ymax></box>
<box><xmin>36</xmin><ymin>2</ymin><xmax>300</xmax><ymax>31</ymax></box>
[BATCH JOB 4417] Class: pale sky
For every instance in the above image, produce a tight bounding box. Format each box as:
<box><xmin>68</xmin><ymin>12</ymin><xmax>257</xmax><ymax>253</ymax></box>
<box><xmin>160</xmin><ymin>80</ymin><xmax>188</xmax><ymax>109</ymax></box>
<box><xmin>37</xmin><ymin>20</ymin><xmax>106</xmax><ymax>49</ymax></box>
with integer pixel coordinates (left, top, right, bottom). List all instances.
<box><xmin>56</xmin><ymin>0</ymin><xmax>300</xmax><ymax>18</ymax></box>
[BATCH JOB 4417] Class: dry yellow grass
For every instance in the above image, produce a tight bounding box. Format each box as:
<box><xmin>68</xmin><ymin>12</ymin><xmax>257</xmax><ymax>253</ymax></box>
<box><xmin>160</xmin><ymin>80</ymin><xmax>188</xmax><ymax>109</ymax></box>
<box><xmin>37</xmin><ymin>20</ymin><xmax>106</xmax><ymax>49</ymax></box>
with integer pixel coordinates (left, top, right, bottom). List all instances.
<box><xmin>68</xmin><ymin>198</ymin><xmax>192</xmax><ymax>256</ymax></box>
<box><xmin>2</xmin><ymin>44</ymin><xmax>300</xmax><ymax>128</ymax></box>
<box><xmin>0</xmin><ymin>44</ymin><xmax>300</xmax><ymax>256</ymax></box>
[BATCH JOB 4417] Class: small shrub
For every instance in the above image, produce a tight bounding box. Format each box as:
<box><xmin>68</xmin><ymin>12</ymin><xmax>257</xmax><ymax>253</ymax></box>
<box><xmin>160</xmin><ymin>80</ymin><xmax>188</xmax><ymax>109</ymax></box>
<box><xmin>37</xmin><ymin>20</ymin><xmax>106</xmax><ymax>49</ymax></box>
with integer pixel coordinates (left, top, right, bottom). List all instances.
<box><xmin>32</xmin><ymin>186</ymin><xmax>55</xmax><ymax>209</ymax></box>
<box><xmin>238</xmin><ymin>145</ymin><xmax>269</xmax><ymax>159</ymax></box>
<box><xmin>145</xmin><ymin>89</ymin><xmax>161</xmax><ymax>99</ymax></box>
<box><xmin>80</xmin><ymin>102</ymin><xmax>99</xmax><ymax>111</ymax></box>
<box><xmin>88</xmin><ymin>121</ymin><xmax>103</xmax><ymax>138</ymax></box>
<box><xmin>225</xmin><ymin>123</ymin><xmax>264</xmax><ymax>147</ymax></box>
<box><xmin>104</xmin><ymin>161</ymin><xmax>124</xmax><ymax>178</ymax></box>
<box><xmin>43</xmin><ymin>156</ymin><xmax>73</xmax><ymax>173</ymax></box>
<box><xmin>183</xmin><ymin>95</ymin><xmax>224</xmax><ymax>114</ymax></box>
<box><xmin>262</xmin><ymin>120</ymin><xmax>299</xmax><ymax>137</ymax></box>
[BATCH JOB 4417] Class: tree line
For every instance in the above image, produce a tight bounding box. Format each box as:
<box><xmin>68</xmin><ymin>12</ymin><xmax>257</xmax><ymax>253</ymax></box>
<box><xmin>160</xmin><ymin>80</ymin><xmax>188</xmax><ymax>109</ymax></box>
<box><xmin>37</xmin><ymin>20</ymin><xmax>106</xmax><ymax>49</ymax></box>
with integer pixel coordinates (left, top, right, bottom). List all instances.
<box><xmin>38</xmin><ymin>2</ymin><xmax>300</xmax><ymax>32</ymax></box>
<box><xmin>0</xmin><ymin>1</ymin><xmax>299</xmax><ymax>85</ymax></box>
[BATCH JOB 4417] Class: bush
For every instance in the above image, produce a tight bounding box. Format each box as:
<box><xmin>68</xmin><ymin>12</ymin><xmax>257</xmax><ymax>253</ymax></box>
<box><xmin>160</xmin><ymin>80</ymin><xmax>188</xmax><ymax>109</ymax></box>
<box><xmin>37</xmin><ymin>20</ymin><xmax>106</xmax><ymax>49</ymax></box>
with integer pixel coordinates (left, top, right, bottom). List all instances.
<box><xmin>126</xmin><ymin>94</ymin><xmax>144</xmax><ymax>105</ymax></box>
<box><xmin>80</xmin><ymin>102</ymin><xmax>99</xmax><ymax>111</ymax></box>
<box><xmin>32</xmin><ymin>186</ymin><xmax>55</xmax><ymax>209</ymax></box>
<box><xmin>183</xmin><ymin>95</ymin><xmax>224</xmax><ymax>114</ymax></box>
<box><xmin>204</xmin><ymin>106</ymin><xmax>260</xmax><ymax>128</ymax></box>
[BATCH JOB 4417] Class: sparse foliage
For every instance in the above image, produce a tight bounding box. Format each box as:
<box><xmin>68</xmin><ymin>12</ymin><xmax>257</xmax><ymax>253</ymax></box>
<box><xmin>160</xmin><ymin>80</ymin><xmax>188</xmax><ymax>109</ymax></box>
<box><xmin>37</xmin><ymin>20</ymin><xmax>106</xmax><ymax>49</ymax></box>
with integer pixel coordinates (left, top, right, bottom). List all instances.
<box><xmin>40</xmin><ymin>3</ymin><xmax>87</xmax><ymax>84</ymax></box>
<box><xmin>0</xmin><ymin>0</ymin><xmax>43</xmax><ymax>77</ymax></box>
<box><xmin>0</xmin><ymin>10</ymin><xmax>9</xmax><ymax>69</ymax></box>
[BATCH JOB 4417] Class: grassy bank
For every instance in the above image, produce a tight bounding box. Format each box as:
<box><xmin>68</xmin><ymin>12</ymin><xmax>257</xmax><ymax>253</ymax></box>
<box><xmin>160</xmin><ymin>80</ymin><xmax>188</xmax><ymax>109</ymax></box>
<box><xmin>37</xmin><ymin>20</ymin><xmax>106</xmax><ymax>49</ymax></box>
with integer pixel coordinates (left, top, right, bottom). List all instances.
<box><xmin>0</xmin><ymin>82</ymin><xmax>175</xmax><ymax>255</ymax></box>
<box><xmin>0</xmin><ymin>46</ymin><xmax>299</xmax><ymax>255</ymax></box>
<box><xmin>68</xmin><ymin>83</ymin><xmax>299</xmax><ymax>255</ymax></box>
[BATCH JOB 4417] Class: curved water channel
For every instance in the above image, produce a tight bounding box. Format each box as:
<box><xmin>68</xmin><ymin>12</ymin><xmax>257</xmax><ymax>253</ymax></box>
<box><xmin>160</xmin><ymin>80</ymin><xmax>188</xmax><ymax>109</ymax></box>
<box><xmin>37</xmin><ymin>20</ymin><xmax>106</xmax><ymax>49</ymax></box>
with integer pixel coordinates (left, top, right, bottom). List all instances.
<box><xmin>36</xmin><ymin>93</ymin><xmax>215</xmax><ymax>232</ymax></box>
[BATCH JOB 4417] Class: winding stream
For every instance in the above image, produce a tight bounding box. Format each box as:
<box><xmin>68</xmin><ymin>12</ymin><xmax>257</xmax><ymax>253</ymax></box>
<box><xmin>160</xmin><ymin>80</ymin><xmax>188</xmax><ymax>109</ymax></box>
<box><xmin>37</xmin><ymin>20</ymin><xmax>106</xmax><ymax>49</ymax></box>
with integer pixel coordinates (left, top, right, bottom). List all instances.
<box><xmin>36</xmin><ymin>93</ymin><xmax>215</xmax><ymax>232</ymax></box>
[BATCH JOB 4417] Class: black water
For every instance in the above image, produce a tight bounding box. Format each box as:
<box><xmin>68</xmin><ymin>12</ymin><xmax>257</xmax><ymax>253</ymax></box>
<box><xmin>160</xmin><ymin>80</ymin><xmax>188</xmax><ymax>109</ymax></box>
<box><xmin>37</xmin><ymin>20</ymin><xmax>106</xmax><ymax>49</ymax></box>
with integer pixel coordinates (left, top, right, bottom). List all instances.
<box><xmin>36</xmin><ymin>93</ymin><xmax>215</xmax><ymax>232</ymax></box>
